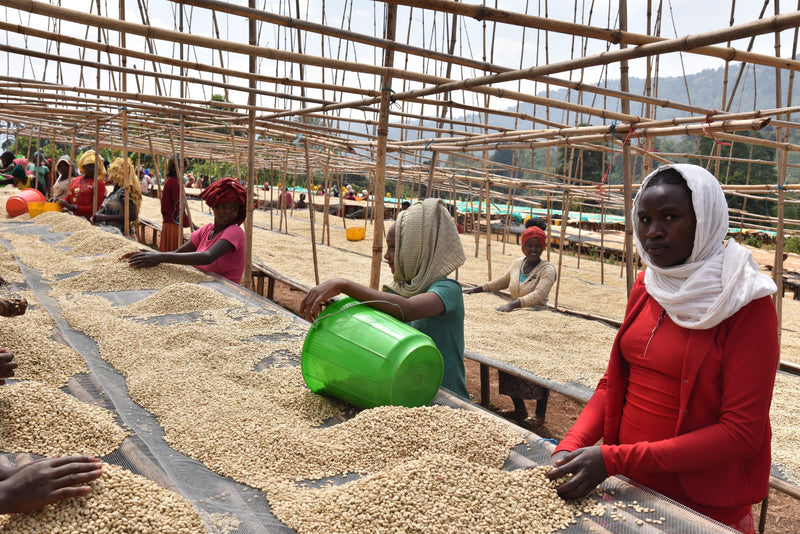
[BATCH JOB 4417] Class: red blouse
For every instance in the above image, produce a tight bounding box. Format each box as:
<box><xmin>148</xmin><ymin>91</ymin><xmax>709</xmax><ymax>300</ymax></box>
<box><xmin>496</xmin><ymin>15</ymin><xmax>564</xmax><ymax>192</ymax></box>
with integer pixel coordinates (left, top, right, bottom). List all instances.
<box><xmin>556</xmin><ymin>271</ymin><xmax>778</xmax><ymax>526</ymax></box>
<box><xmin>66</xmin><ymin>175</ymin><xmax>106</xmax><ymax>220</ymax></box>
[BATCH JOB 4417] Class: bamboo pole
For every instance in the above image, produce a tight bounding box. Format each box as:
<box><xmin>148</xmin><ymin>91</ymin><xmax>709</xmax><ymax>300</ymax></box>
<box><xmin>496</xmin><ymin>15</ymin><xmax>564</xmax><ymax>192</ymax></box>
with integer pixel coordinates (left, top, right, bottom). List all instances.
<box><xmin>620</xmin><ymin>0</ymin><xmax>635</xmax><ymax>295</ymax></box>
<box><xmin>323</xmin><ymin>154</ymin><xmax>331</xmax><ymax>246</ymax></box>
<box><xmin>92</xmin><ymin>120</ymin><xmax>99</xmax><ymax>219</ymax></box>
<box><xmin>484</xmin><ymin>178</ymin><xmax>492</xmax><ymax>280</ymax></box>
<box><xmin>122</xmin><ymin>108</ymin><xmax>130</xmax><ymax>237</ymax></box>
<box><xmin>553</xmin><ymin>191</ymin><xmax>569</xmax><ymax>309</ymax></box>
<box><xmin>147</xmin><ymin>136</ymin><xmax>163</xmax><ymax>198</ymax></box>
<box><xmin>304</xmin><ymin>138</ymin><xmax>320</xmax><ymax>285</ymax></box>
<box><xmin>242</xmin><ymin>0</ymin><xmax>257</xmax><ymax>291</ymax></box>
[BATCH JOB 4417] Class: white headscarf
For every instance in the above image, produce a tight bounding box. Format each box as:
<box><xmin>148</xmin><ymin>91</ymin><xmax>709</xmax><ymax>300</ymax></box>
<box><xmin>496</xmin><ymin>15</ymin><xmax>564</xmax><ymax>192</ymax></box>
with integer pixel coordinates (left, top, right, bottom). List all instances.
<box><xmin>633</xmin><ymin>164</ymin><xmax>776</xmax><ymax>329</ymax></box>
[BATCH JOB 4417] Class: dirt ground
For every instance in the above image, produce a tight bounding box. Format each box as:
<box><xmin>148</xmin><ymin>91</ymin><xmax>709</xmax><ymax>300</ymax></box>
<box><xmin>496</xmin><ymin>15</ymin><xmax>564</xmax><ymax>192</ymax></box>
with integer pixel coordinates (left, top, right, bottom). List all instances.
<box><xmin>269</xmin><ymin>280</ymin><xmax>800</xmax><ymax>534</ymax></box>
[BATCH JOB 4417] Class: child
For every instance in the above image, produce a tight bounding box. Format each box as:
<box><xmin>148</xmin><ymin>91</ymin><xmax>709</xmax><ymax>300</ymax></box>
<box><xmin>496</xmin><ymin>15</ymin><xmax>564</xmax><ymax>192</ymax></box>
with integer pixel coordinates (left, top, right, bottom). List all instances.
<box><xmin>301</xmin><ymin>198</ymin><xmax>469</xmax><ymax>399</ymax></box>
<box><xmin>125</xmin><ymin>178</ymin><xmax>247</xmax><ymax>284</ymax></box>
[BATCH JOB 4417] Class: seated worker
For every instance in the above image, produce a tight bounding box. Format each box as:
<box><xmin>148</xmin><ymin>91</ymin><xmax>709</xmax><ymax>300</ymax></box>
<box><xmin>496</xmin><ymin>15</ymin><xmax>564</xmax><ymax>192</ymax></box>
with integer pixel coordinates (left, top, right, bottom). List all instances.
<box><xmin>59</xmin><ymin>150</ymin><xmax>107</xmax><ymax>220</ymax></box>
<box><xmin>301</xmin><ymin>198</ymin><xmax>469</xmax><ymax>400</ymax></box>
<box><xmin>50</xmin><ymin>155</ymin><xmax>77</xmax><ymax>201</ymax></box>
<box><xmin>0</xmin><ymin>165</ymin><xmax>34</xmax><ymax>190</ymax></box>
<box><xmin>295</xmin><ymin>193</ymin><xmax>307</xmax><ymax>209</ymax></box>
<box><xmin>0</xmin><ymin>151</ymin><xmax>15</xmax><ymax>174</ymax></box>
<box><xmin>463</xmin><ymin>218</ymin><xmax>557</xmax><ymax>426</ymax></box>
<box><xmin>92</xmin><ymin>158</ymin><xmax>141</xmax><ymax>237</ymax></box>
<box><xmin>27</xmin><ymin>151</ymin><xmax>49</xmax><ymax>196</ymax></box>
<box><xmin>125</xmin><ymin>178</ymin><xmax>247</xmax><ymax>284</ymax></box>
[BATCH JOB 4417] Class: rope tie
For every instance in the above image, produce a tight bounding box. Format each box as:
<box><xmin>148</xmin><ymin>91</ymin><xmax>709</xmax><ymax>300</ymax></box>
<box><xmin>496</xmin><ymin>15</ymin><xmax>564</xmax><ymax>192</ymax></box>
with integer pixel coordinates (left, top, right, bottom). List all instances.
<box><xmin>381</xmin><ymin>86</ymin><xmax>398</xmax><ymax>107</ymax></box>
<box><xmin>292</xmin><ymin>133</ymin><xmax>303</xmax><ymax>145</ymax></box>
<box><xmin>702</xmin><ymin>111</ymin><xmax>731</xmax><ymax>146</ymax></box>
<box><xmin>424</xmin><ymin>140</ymin><xmax>432</xmax><ymax>152</ymax></box>
<box><xmin>535</xmin><ymin>437</ymin><xmax>559</xmax><ymax>446</ymax></box>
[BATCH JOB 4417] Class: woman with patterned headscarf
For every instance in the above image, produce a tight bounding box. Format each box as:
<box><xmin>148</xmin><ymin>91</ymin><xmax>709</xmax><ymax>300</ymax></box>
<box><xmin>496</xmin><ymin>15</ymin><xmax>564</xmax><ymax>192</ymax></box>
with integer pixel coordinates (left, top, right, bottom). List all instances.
<box><xmin>125</xmin><ymin>177</ymin><xmax>247</xmax><ymax>284</ymax></box>
<box><xmin>59</xmin><ymin>150</ymin><xmax>106</xmax><ymax>220</ymax></box>
<box><xmin>301</xmin><ymin>198</ymin><xmax>469</xmax><ymax>399</ymax></box>
<box><xmin>92</xmin><ymin>158</ymin><xmax>141</xmax><ymax>237</ymax></box>
<box><xmin>548</xmin><ymin>164</ymin><xmax>778</xmax><ymax>534</ymax></box>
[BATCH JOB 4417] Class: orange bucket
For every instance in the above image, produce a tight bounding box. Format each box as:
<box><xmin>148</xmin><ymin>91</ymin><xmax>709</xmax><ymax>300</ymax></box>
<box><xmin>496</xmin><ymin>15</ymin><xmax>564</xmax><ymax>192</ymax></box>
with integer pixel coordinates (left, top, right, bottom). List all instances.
<box><xmin>5</xmin><ymin>189</ymin><xmax>46</xmax><ymax>218</ymax></box>
<box><xmin>346</xmin><ymin>227</ymin><xmax>366</xmax><ymax>241</ymax></box>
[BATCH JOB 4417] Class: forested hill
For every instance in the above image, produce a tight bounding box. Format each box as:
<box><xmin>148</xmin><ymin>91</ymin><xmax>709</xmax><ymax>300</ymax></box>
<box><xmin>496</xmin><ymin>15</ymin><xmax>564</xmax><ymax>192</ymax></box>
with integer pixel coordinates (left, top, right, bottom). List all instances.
<box><xmin>401</xmin><ymin>60</ymin><xmax>800</xmax><ymax>136</ymax></box>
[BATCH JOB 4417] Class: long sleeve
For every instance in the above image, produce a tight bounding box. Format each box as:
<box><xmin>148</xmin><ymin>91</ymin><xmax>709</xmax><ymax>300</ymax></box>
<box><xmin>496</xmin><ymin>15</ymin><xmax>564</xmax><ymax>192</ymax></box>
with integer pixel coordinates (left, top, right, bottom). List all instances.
<box><xmin>481</xmin><ymin>262</ymin><xmax>515</xmax><ymax>293</ymax></box>
<box><xmin>600</xmin><ymin>295</ymin><xmax>778</xmax><ymax>477</ymax></box>
<box><xmin>516</xmin><ymin>262</ymin><xmax>557</xmax><ymax>308</ymax></box>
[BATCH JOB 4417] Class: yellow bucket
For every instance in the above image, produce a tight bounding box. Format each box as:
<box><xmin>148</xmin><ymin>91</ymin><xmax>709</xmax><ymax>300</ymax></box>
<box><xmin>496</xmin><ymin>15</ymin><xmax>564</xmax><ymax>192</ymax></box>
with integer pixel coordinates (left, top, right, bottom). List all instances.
<box><xmin>28</xmin><ymin>202</ymin><xmax>61</xmax><ymax>218</ymax></box>
<box><xmin>346</xmin><ymin>227</ymin><xmax>366</xmax><ymax>241</ymax></box>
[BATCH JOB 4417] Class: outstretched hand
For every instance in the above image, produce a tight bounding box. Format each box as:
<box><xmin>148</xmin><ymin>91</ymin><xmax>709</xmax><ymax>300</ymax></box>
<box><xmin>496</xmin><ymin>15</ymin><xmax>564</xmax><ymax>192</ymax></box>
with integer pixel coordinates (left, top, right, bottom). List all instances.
<box><xmin>462</xmin><ymin>286</ymin><xmax>482</xmax><ymax>294</ymax></box>
<box><xmin>0</xmin><ymin>456</ymin><xmax>103</xmax><ymax>514</ymax></box>
<box><xmin>546</xmin><ymin>446</ymin><xmax>607</xmax><ymax>500</ymax></box>
<box><xmin>125</xmin><ymin>250</ymin><xmax>162</xmax><ymax>269</ymax></box>
<box><xmin>299</xmin><ymin>279</ymin><xmax>345</xmax><ymax>321</ymax></box>
<box><xmin>0</xmin><ymin>348</ymin><xmax>16</xmax><ymax>385</ymax></box>
<box><xmin>118</xmin><ymin>249</ymin><xmax>148</xmax><ymax>261</ymax></box>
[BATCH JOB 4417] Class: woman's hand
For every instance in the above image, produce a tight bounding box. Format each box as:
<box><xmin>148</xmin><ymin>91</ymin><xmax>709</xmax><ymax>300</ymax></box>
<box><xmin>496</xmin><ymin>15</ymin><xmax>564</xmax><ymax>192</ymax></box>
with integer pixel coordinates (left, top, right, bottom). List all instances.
<box><xmin>545</xmin><ymin>446</ymin><xmax>607</xmax><ymax>500</ymax></box>
<box><xmin>0</xmin><ymin>456</ymin><xmax>102</xmax><ymax>514</ymax></box>
<box><xmin>126</xmin><ymin>251</ymin><xmax>163</xmax><ymax>269</ymax></box>
<box><xmin>57</xmin><ymin>199</ymin><xmax>76</xmax><ymax>212</ymax></box>
<box><xmin>91</xmin><ymin>212</ymin><xmax>107</xmax><ymax>224</ymax></box>
<box><xmin>463</xmin><ymin>286</ymin><xmax>483</xmax><ymax>294</ymax></box>
<box><xmin>0</xmin><ymin>298</ymin><xmax>27</xmax><ymax>317</ymax></box>
<box><xmin>496</xmin><ymin>300</ymin><xmax>521</xmax><ymax>313</ymax></box>
<box><xmin>118</xmin><ymin>249</ymin><xmax>147</xmax><ymax>261</ymax></box>
<box><xmin>0</xmin><ymin>348</ymin><xmax>17</xmax><ymax>385</ymax></box>
<box><xmin>300</xmin><ymin>279</ymin><xmax>346</xmax><ymax>321</ymax></box>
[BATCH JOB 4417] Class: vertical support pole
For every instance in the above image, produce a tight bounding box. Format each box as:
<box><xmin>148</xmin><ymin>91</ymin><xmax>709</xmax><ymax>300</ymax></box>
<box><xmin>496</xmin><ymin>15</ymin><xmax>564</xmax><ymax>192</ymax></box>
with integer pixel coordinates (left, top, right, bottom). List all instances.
<box><xmin>370</xmin><ymin>3</ymin><xmax>397</xmax><ymax>289</ymax></box>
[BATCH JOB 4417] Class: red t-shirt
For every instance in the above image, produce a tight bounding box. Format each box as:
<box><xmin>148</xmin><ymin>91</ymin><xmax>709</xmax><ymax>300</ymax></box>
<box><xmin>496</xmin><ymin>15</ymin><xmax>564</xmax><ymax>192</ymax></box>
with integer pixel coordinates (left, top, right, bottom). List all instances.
<box><xmin>189</xmin><ymin>223</ymin><xmax>246</xmax><ymax>284</ymax></box>
<box><xmin>66</xmin><ymin>176</ymin><xmax>106</xmax><ymax>220</ymax></box>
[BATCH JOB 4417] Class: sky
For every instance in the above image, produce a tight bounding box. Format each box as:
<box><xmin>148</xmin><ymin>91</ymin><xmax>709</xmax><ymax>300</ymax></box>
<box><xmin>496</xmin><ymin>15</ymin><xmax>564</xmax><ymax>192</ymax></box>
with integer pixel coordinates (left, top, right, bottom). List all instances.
<box><xmin>2</xmin><ymin>0</ymin><xmax>799</xmax><ymax>121</ymax></box>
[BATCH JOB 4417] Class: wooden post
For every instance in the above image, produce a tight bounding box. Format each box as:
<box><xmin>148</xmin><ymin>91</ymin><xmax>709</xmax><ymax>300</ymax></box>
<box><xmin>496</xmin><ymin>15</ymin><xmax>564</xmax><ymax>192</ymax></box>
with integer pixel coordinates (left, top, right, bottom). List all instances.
<box><xmin>484</xmin><ymin>178</ymin><xmax>492</xmax><ymax>280</ymax></box>
<box><xmin>147</xmin><ymin>136</ymin><xmax>163</xmax><ymax>198</ymax></box>
<box><xmin>620</xmin><ymin>0</ymin><xmax>635</xmax><ymax>295</ymax></box>
<box><xmin>600</xmin><ymin>197</ymin><xmax>606</xmax><ymax>285</ymax></box>
<box><xmin>304</xmin><ymin>138</ymin><xmax>320</xmax><ymax>285</ymax></box>
<box><xmin>121</xmin><ymin>109</ymin><xmax>130</xmax><ymax>237</ymax></box>
<box><xmin>92</xmin><ymin>120</ymin><xmax>100</xmax><ymax>219</ymax></box>
<box><xmin>553</xmin><ymin>191</ymin><xmax>569</xmax><ymax>309</ymax></box>
<box><xmin>242</xmin><ymin>0</ymin><xmax>256</xmax><ymax>291</ymax></box>
<box><xmin>323</xmin><ymin>154</ymin><xmax>331</xmax><ymax>245</ymax></box>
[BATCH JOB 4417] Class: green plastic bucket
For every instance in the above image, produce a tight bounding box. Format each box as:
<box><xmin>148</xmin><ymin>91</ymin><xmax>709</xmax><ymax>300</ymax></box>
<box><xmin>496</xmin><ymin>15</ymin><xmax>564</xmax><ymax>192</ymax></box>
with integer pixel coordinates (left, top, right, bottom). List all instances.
<box><xmin>301</xmin><ymin>297</ymin><xmax>443</xmax><ymax>409</ymax></box>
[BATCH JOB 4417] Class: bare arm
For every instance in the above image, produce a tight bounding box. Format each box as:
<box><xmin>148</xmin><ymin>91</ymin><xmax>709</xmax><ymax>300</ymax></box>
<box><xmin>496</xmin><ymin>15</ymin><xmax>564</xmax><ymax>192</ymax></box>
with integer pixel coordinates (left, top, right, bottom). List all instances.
<box><xmin>126</xmin><ymin>239</ymin><xmax>233</xmax><ymax>268</ymax></box>
<box><xmin>300</xmin><ymin>278</ymin><xmax>444</xmax><ymax>323</ymax></box>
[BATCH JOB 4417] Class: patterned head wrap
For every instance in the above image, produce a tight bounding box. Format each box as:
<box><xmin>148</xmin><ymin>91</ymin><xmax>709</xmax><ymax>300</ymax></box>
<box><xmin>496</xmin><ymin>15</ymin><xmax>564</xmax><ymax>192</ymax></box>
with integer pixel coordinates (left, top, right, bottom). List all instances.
<box><xmin>521</xmin><ymin>226</ymin><xmax>546</xmax><ymax>250</ymax></box>
<box><xmin>200</xmin><ymin>178</ymin><xmax>248</xmax><ymax>226</ymax></box>
<box><xmin>77</xmin><ymin>150</ymin><xmax>103</xmax><ymax>175</ymax></box>
<box><xmin>385</xmin><ymin>198</ymin><xmax>466</xmax><ymax>298</ymax></box>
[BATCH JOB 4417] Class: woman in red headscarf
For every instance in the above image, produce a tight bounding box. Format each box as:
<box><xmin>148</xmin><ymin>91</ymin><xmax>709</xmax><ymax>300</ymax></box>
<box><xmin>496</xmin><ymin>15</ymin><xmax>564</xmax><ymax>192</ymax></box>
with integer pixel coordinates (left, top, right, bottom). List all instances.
<box><xmin>124</xmin><ymin>178</ymin><xmax>248</xmax><ymax>284</ymax></box>
<box><xmin>463</xmin><ymin>217</ymin><xmax>557</xmax><ymax>427</ymax></box>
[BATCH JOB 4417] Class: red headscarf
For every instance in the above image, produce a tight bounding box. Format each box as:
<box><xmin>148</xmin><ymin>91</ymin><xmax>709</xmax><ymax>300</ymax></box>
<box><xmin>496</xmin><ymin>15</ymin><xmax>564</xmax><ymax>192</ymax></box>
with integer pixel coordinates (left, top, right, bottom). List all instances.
<box><xmin>521</xmin><ymin>226</ymin><xmax>546</xmax><ymax>250</ymax></box>
<box><xmin>200</xmin><ymin>178</ymin><xmax>248</xmax><ymax>225</ymax></box>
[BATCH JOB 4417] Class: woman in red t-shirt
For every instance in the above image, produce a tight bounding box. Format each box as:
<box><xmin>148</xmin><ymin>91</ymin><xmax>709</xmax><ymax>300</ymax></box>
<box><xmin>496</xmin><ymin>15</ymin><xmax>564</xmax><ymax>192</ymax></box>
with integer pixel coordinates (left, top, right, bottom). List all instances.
<box><xmin>58</xmin><ymin>150</ymin><xmax>106</xmax><ymax>220</ymax></box>
<box><xmin>547</xmin><ymin>165</ymin><xmax>779</xmax><ymax>534</ymax></box>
